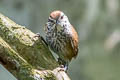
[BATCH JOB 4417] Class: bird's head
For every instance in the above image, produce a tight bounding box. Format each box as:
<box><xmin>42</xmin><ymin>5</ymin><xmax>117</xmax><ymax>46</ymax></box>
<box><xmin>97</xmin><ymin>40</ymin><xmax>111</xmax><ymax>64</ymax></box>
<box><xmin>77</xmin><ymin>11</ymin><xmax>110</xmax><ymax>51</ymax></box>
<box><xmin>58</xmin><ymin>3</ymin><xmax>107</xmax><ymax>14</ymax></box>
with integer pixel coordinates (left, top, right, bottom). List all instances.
<box><xmin>48</xmin><ymin>10</ymin><xmax>70</xmax><ymax>26</ymax></box>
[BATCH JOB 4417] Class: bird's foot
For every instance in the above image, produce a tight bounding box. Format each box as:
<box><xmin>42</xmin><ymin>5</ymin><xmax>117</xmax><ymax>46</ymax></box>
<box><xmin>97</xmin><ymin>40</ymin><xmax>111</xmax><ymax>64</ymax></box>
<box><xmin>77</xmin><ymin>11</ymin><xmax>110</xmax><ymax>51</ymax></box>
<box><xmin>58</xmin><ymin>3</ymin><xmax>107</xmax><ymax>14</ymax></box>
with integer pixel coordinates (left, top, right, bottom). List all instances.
<box><xmin>34</xmin><ymin>33</ymin><xmax>41</xmax><ymax>38</ymax></box>
<box><xmin>57</xmin><ymin>65</ymin><xmax>68</xmax><ymax>73</ymax></box>
<box><xmin>34</xmin><ymin>33</ymin><xmax>48</xmax><ymax>46</ymax></box>
<box><xmin>58</xmin><ymin>65</ymin><xmax>66</xmax><ymax>72</ymax></box>
<box><xmin>57</xmin><ymin>58</ymin><xmax>68</xmax><ymax>72</ymax></box>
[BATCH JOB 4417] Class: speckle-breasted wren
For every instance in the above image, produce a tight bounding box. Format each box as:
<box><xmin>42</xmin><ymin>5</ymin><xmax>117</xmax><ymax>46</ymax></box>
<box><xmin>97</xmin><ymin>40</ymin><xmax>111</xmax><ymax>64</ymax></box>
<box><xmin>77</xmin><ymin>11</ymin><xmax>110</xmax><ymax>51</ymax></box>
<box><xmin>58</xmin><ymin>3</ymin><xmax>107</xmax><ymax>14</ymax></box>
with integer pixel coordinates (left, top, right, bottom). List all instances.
<box><xmin>45</xmin><ymin>10</ymin><xmax>79</xmax><ymax>70</ymax></box>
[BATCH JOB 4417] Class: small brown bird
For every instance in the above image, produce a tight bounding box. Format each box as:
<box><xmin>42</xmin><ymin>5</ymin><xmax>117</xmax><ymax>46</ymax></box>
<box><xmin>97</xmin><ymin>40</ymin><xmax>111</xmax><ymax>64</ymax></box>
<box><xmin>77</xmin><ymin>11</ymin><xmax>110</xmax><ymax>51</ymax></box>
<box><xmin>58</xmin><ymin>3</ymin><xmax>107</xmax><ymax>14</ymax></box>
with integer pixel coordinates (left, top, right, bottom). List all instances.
<box><xmin>45</xmin><ymin>10</ymin><xmax>79</xmax><ymax>70</ymax></box>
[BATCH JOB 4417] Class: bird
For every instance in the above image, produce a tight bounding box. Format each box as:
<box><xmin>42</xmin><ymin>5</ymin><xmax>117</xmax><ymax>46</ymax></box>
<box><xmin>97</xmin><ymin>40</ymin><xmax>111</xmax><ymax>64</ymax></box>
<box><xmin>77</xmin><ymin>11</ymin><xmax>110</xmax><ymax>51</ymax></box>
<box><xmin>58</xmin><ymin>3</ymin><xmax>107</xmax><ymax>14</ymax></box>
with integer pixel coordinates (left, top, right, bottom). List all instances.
<box><xmin>44</xmin><ymin>10</ymin><xmax>79</xmax><ymax>71</ymax></box>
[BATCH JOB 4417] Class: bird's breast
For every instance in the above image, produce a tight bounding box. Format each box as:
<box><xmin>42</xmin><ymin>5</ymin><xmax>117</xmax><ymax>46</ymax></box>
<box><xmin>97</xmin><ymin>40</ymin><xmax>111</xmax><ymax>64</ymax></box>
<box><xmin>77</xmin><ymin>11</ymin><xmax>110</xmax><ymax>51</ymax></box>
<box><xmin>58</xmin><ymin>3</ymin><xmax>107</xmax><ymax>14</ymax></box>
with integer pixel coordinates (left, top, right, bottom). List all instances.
<box><xmin>46</xmin><ymin>23</ymin><xmax>77</xmax><ymax>61</ymax></box>
<box><xmin>46</xmin><ymin>25</ymin><xmax>68</xmax><ymax>50</ymax></box>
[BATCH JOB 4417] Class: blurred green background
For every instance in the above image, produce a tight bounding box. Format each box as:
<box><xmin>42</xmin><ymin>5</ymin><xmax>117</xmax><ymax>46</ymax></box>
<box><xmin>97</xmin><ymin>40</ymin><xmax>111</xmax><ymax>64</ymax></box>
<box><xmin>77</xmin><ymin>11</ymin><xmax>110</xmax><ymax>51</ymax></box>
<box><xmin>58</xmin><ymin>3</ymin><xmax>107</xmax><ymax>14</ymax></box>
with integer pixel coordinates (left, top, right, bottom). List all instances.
<box><xmin>0</xmin><ymin>0</ymin><xmax>120</xmax><ymax>80</ymax></box>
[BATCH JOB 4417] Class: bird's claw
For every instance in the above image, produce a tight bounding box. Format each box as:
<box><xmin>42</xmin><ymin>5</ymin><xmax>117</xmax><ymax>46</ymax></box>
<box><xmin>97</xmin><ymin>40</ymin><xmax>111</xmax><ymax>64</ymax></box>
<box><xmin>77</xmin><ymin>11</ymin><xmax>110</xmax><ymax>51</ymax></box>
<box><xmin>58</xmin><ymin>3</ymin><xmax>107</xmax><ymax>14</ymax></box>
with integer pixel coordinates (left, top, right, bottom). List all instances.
<box><xmin>34</xmin><ymin>33</ymin><xmax>48</xmax><ymax>46</ymax></box>
<box><xmin>57</xmin><ymin>65</ymin><xmax>68</xmax><ymax>73</ymax></box>
<box><xmin>34</xmin><ymin>33</ymin><xmax>41</xmax><ymax>38</ymax></box>
<box><xmin>57</xmin><ymin>65</ymin><xmax>66</xmax><ymax>72</ymax></box>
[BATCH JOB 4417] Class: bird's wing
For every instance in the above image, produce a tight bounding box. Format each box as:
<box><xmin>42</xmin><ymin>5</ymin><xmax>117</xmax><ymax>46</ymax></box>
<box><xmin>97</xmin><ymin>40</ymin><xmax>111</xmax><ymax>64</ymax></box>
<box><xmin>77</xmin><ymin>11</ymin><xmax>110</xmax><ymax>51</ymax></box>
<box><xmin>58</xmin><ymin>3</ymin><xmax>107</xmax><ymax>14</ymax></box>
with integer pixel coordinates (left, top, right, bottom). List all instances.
<box><xmin>70</xmin><ymin>25</ymin><xmax>79</xmax><ymax>58</ymax></box>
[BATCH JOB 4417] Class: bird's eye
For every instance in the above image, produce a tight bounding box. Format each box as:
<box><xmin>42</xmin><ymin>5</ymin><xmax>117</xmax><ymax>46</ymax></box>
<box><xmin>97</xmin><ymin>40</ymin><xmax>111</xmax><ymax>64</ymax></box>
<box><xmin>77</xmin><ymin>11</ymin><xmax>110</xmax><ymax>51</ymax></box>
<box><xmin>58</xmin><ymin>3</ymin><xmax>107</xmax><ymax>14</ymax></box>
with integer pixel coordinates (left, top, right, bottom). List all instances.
<box><xmin>50</xmin><ymin>15</ymin><xmax>52</xmax><ymax>18</ymax></box>
<box><xmin>60</xmin><ymin>16</ymin><xmax>63</xmax><ymax>19</ymax></box>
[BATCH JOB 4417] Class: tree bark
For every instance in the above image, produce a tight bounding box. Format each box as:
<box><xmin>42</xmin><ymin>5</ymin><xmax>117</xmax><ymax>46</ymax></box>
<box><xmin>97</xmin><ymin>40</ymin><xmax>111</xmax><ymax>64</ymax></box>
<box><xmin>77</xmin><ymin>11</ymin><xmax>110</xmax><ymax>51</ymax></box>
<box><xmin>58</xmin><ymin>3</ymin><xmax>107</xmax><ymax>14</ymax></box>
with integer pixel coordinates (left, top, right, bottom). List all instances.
<box><xmin>0</xmin><ymin>13</ymin><xmax>71</xmax><ymax>80</ymax></box>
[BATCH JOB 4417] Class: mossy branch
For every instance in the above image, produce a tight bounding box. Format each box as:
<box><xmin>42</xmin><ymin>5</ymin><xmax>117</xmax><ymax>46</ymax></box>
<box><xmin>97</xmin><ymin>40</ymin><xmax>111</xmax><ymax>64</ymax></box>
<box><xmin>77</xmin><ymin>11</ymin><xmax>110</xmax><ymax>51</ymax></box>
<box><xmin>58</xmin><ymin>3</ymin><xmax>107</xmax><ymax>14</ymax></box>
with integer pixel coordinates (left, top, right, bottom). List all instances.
<box><xmin>0</xmin><ymin>13</ymin><xmax>70</xmax><ymax>80</ymax></box>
